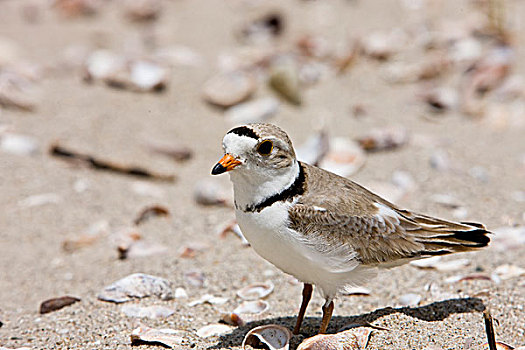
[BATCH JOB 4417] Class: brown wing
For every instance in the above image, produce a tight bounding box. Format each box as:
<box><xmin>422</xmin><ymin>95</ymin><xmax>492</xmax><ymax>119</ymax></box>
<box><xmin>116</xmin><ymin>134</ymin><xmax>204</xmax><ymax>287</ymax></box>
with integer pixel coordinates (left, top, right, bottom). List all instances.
<box><xmin>288</xmin><ymin>163</ymin><xmax>490</xmax><ymax>266</ymax></box>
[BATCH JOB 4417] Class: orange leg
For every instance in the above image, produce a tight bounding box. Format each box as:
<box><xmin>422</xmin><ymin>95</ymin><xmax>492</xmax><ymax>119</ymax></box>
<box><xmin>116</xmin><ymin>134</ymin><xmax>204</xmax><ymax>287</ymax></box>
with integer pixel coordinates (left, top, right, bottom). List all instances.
<box><xmin>293</xmin><ymin>283</ymin><xmax>313</xmax><ymax>335</ymax></box>
<box><xmin>318</xmin><ymin>299</ymin><xmax>334</xmax><ymax>334</ymax></box>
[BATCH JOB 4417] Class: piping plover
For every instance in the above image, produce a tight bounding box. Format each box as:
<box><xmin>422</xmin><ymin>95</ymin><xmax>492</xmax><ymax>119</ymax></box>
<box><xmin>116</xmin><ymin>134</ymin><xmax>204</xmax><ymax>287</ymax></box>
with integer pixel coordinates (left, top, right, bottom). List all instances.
<box><xmin>211</xmin><ymin>123</ymin><xmax>490</xmax><ymax>334</ymax></box>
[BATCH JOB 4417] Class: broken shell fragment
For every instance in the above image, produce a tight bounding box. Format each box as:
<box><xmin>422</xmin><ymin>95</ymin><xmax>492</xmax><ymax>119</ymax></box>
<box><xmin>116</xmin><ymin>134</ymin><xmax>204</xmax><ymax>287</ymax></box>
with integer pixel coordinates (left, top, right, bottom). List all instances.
<box><xmin>121</xmin><ymin>304</ymin><xmax>174</xmax><ymax>319</ymax></box>
<box><xmin>319</xmin><ymin>138</ymin><xmax>366</xmax><ymax>178</ymax></box>
<box><xmin>410</xmin><ymin>256</ymin><xmax>470</xmax><ymax>271</ymax></box>
<box><xmin>0</xmin><ymin>133</ymin><xmax>39</xmax><ymax>156</ymax></box>
<box><xmin>233</xmin><ymin>300</ymin><xmax>269</xmax><ymax>315</ymax></box>
<box><xmin>194</xmin><ymin>179</ymin><xmax>230</xmax><ymax>206</ymax></box>
<box><xmin>196</xmin><ymin>324</ymin><xmax>234</xmax><ymax>338</ymax></box>
<box><xmin>202</xmin><ymin>71</ymin><xmax>256</xmax><ymax>107</ymax></box>
<box><xmin>130</xmin><ymin>326</ymin><xmax>185</xmax><ymax>347</ymax></box>
<box><xmin>493</xmin><ymin>264</ymin><xmax>525</xmax><ymax>280</ymax></box>
<box><xmin>297</xmin><ymin>328</ymin><xmax>372</xmax><ymax>350</ymax></box>
<box><xmin>356</xmin><ymin>127</ymin><xmax>409</xmax><ymax>152</ymax></box>
<box><xmin>39</xmin><ymin>296</ymin><xmax>80</xmax><ymax>314</ymax></box>
<box><xmin>188</xmin><ymin>294</ymin><xmax>228</xmax><ymax>307</ymax></box>
<box><xmin>98</xmin><ymin>273</ymin><xmax>174</xmax><ymax>303</ymax></box>
<box><xmin>237</xmin><ymin>281</ymin><xmax>274</xmax><ymax>300</ymax></box>
<box><xmin>225</xmin><ymin>97</ymin><xmax>279</xmax><ymax>124</ymax></box>
<box><xmin>242</xmin><ymin>324</ymin><xmax>292</xmax><ymax>350</ymax></box>
<box><xmin>398</xmin><ymin>293</ymin><xmax>421</xmax><ymax>307</ymax></box>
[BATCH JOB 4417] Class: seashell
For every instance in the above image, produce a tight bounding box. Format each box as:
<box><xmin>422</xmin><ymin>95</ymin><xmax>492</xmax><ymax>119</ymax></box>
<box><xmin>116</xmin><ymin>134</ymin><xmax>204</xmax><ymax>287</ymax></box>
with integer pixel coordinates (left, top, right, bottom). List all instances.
<box><xmin>217</xmin><ymin>220</ymin><xmax>250</xmax><ymax>246</ymax></box>
<box><xmin>356</xmin><ymin>127</ymin><xmax>409</xmax><ymax>152</ymax></box>
<box><xmin>233</xmin><ymin>300</ymin><xmax>269</xmax><ymax>315</ymax></box>
<box><xmin>178</xmin><ymin>241</ymin><xmax>210</xmax><ymax>258</ymax></box>
<box><xmin>123</xmin><ymin>240</ymin><xmax>168</xmax><ymax>259</ymax></box>
<box><xmin>196</xmin><ymin>324</ymin><xmax>234</xmax><ymax>338</ymax></box>
<box><xmin>449</xmin><ymin>37</ymin><xmax>483</xmax><ymax>64</ymax></box>
<box><xmin>62</xmin><ymin>220</ymin><xmax>109</xmax><ymax>252</ymax></box>
<box><xmin>84</xmin><ymin>50</ymin><xmax>122</xmax><ymax>81</ymax></box>
<box><xmin>127</xmin><ymin>60</ymin><xmax>168</xmax><ymax>92</ymax></box>
<box><xmin>0</xmin><ymin>70</ymin><xmax>40</xmax><ymax>111</ymax></box>
<box><xmin>398</xmin><ymin>293</ymin><xmax>421</xmax><ymax>307</ymax></box>
<box><xmin>242</xmin><ymin>324</ymin><xmax>292</xmax><ymax>350</ymax></box>
<box><xmin>482</xmin><ymin>342</ymin><xmax>516</xmax><ymax>350</ymax></box>
<box><xmin>39</xmin><ymin>296</ymin><xmax>80</xmax><ymax>314</ymax></box>
<box><xmin>342</xmin><ymin>286</ymin><xmax>371</xmax><ymax>296</ymax></box>
<box><xmin>188</xmin><ymin>294</ymin><xmax>229</xmax><ymax>307</ymax></box>
<box><xmin>184</xmin><ymin>270</ymin><xmax>205</xmax><ymax>288</ymax></box>
<box><xmin>361</xmin><ymin>29</ymin><xmax>407</xmax><ymax>60</ymax></box>
<box><xmin>131</xmin><ymin>181</ymin><xmax>165</xmax><ymax>198</ymax></box>
<box><xmin>193</xmin><ymin>179</ymin><xmax>229</xmax><ymax>206</ymax></box>
<box><xmin>98</xmin><ymin>273</ymin><xmax>174</xmax><ymax>303</ymax></box>
<box><xmin>240</xmin><ymin>12</ymin><xmax>284</xmax><ymax>44</ymax></box>
<box><xmin>418</xmin><ymin>86</ymin><xmax>459</xmax><ymax>112</ymax></box>
<box><xmin>444</xmin><ymin>273</ymin><xmax>495</xmax><ymax>284</ymax></box>
<box><xmin>202</xmin><ymin>71</ymin><xmax>256</xmax><ymax>107</ymax></box>
<box><xmin>130</xmin><ymin>326</ymin><xmax>185</xmax><ymax>347</ymax></box>
<box><xmin>222</xmin><ymin>312</ymin><xmax>247</xmax><ymax>327</ymax></box>
<box><xmin>123</xmin><ymin>0</ymin><xmax>161</xmax><ymax>22</ymax></box>
<box><xmin>319</xmin><ymin>137</ymin><xmax>366</xmax><ymax>178</ymax></box>
<box><xmin>297</xmin><ymin>328</ymin><xmax>372</xmax><ymax>350</ymax></box>
<box><xmin>410</xmin><ymin>256</ymin><xmax>470</xmax><ymax>271</ymax></box>
<box><xmin>155</xmin><ymin>46</ymin><xmax>205</xmax><ymax>67</ymax></box>
<box><xmin>430</xmin><ymin>194</ymin><xmax>462</xmax><ymax>209</ymax></box>
<box><xmin>493</xmin><ymin>264</ymin><xmax>525</xmax><ymax>280</ymax></box>
<box><xmin>134</xmin><ymin>205</ymin><xmax>170</xmax><ymax>226</ymax></box>
<box><xmin>18</xmin><ymin>193</ymin><xmax>61</xmax><ymax>208</ymax></box>
<box><xmin>269</xmin><ymin>57</ymin><xmax>301</xmax><ymax>105</ymax></box>
<box><xmin>237</xmin><ymin>281</ymin><xmax>274</xmax><ymax>300</ymax></box>
<box><xmin>0</xmin><ymin>133</ymin><xmax>39</xmax><ymax>155</ymax></box>
<box><xmin>296</xmin><ymin>129</ymin><xmax>330</xmax><ymax>167</ymax></box>
<box><xmin>145</xmin><ymin>140</ymin><xmax>192</xmax><ymax>162</ymax></box>
<box><xmin>175</xmin><ymin>287</ymin><xmax>188</xmax><ymax>299</ymax></box>
<box><xmin>121</xmin><ymin>305</ymin><xmax>174</xmax><ymax>319</ymax></box>
<box><xmin>225</xmin><ymin>97</ymin><xmax>279</xmax><ymax>125</ymax></box>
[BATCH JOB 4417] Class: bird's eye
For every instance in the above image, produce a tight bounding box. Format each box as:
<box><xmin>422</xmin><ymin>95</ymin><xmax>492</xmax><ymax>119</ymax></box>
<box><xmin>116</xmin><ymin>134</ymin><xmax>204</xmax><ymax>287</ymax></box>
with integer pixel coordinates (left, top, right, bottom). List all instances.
<box><xmin>256</xmin><ymin>140</ymin><xmax>273</xmax><ymax>156</ymax></box>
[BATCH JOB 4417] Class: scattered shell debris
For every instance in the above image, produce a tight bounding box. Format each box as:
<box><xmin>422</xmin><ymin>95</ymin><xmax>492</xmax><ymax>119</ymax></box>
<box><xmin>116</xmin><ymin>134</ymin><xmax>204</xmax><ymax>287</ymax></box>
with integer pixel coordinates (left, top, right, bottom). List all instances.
<box><xmin>188</xmin><ymin>294</ymin><xmax>229</xmax><ymax>307</ymax></box>
<box><xmin>130</xmin><ymin>326</ymin><xmax>185</xmax><ymax>347</ymax></box>
<box><xmin>319</xmin><ymin>137</ymin><xmax>366</xmax><ymax>178</ymax></box>
<box><xmin>196</xmin><ymin>324</ymin><xmax>234</xmax><ymax>338</ymax></box>
<box><xmin>297</xmin><ymin>328</ymin><xmax>372</xmax><ymax>350</ymax></box>
<box><xmin>233</xmin><ymin>300</ymin><xmax>269</xmax><ymax>315</ymax></box>
<box><xmin>242</xmin><ymin>324</ymin><xmax>292</xmax><ymax>350</ymax></box>
<box><xmin>121</xmin><ymin>304</ymin><xmax>174</xmax><ymax>319</ymax></box>
<box><xmin>409</xmin><ymin>256</ymin><xmax>470</xmax><ymax>271</ymax></box>
<box><xmin>39</xmin><ymin>296</ymin><xmax>80</xmax><ymax>314</ymax></box>
<box><xmin>237</xmin><ymin>281</ymin><xmax>274</xmax><ymax>300</ymax></box>
<box><xmin>98</xmin><ymin>273</ymin><xmax>174</xmax><ymax>303</ymax></box>
<box><xmin>202</xmin><ymin>71</ymin><xmax>256</xmax><ymax>107</ymax></box>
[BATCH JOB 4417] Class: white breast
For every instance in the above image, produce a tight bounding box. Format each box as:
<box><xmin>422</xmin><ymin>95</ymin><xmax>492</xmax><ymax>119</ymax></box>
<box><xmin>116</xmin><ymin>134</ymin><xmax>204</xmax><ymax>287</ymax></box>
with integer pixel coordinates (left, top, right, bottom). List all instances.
<box><xmin>235</xmin><ymin>202</ymin><xmax>366</xmax><ymax>298</ymax></box>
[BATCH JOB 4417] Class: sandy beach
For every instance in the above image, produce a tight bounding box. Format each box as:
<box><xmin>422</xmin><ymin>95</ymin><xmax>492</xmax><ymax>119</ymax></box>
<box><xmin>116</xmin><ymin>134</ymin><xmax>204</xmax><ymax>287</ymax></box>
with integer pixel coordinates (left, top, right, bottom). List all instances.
<box><xmin>0</xmin><ymin>0</ymin><xmax>524</xmax><ymax>349</ymax></box>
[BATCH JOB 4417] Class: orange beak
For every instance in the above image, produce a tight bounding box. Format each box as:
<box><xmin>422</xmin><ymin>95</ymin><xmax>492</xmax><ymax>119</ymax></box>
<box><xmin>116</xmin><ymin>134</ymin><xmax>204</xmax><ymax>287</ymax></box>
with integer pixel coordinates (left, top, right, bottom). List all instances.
<box><xmin>211</xmin><ymin>154</ymin><xmax>242</xmax><ymax>175</ymax></box>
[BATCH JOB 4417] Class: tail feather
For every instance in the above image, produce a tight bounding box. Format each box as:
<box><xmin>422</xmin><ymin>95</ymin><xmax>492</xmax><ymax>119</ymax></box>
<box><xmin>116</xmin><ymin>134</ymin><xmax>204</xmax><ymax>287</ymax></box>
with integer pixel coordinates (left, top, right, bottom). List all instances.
<box><xmin>397</xmin><ymin>210</ymin><xmax>491</xmax><ymax>258</ymax></box>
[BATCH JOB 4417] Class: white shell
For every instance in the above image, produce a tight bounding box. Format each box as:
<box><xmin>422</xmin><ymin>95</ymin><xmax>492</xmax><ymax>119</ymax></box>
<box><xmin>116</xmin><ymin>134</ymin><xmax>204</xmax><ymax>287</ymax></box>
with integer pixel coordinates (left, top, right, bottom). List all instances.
<box><xmin>202</xmin><ymin>71</ymin><xmax>255</xmax><ymax>107</ymax></box>
<box><xmin>121</xmin><ymin>305</ymin><xmax>174</xmax><ymax>319</ymax></box>
<box><xmin>493</xmin><ymin>264</ymin><xmax>525</xmax><ymax>280</ymax></box>
<box><xmin>398</xmin><ymin>293</ymin><xmax>422</xmax><ymax>307</ymax></box>
<box><xmin>130</xmin><ymin>326</ymin><xmax>184</xmax><ymax>347</ymax></box>
<box><xmin>225</xmin><ymin>97</ymin><xmax>279</xmax><ymax>124</ymax></box>
<box><xmin>233</xmin><ymin>300</ymin><xmax>269</xmax><ymax>315</ymax></box>
<box><xmin>0</xmin><ymin>133</ymin><xmax>39</xmax><ymax>156</ymax></box>
<box><xmin>319</xmin><ymin>137</ymin><xmax>366</xmax><ymax>177</ymax></box>
<box><xmin>237</xmin><ymin>281</ymin><xmax>274</xmax><ymax>300</ymax></box>
<box><xmin>188</xmin><ymin>294</ymin><xmax>229</xmax><ymax>307</ymax></box>
<box><xmin>98</xmin><ymin>273</ymin><xmax>174</xmax><ymax>303</ymax></box>
<box><xmin>196</xmin><ymin>324</ymin><xmax>234</xmax><ymax>338</ymax></box>
<box><xmin>410</xmin><ymin>256</ymin><xmax>470</xmax><ymax>271</ymax></box>
<box><xmin>242</xmin><ymin>324</ymin><xmax>292</xmax><ymax>350</ymax></box>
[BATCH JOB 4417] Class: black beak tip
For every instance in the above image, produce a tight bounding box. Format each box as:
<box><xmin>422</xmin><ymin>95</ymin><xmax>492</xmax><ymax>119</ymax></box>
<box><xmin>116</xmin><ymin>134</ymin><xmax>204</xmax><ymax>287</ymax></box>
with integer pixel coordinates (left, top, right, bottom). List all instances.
<box><xmin>211</xmin><ymin>163</ymin><xmax>226</xmax><ymax>175</ymax></box>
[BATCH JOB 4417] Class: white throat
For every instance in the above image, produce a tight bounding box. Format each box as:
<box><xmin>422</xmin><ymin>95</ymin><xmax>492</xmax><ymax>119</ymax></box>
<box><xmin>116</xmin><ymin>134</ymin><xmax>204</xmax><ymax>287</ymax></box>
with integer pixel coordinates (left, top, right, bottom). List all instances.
<box><xmin>229</xmin><ymin>160</ymin><xmax>300</xmax><ymax>210</ymax></box>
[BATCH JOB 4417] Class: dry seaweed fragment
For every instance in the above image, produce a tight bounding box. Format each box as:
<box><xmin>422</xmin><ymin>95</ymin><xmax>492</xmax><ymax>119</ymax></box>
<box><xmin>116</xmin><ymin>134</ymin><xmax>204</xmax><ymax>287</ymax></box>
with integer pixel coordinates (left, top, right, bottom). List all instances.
<box><xmin>50</xmin><ymin>142</ymin><xmax>175</xmax><ymax>181</ymax></box>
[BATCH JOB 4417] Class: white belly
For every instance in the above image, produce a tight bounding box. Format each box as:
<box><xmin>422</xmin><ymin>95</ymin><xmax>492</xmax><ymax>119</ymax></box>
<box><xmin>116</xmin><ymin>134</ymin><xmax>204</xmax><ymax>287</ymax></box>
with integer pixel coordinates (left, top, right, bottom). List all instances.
<box><xmin>235</xmin><ymin>202</ymin><xmax>364</xmax><ymax>298</ymax></box>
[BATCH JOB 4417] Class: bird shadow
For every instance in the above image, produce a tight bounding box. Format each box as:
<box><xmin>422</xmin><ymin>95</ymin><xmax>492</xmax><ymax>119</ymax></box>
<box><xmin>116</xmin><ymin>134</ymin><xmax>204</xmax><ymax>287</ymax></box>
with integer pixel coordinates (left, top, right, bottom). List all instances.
<box><xmin>208</xmin><ymin>297</ymin><xmax>485</xmax><ymax>349</ymax></box>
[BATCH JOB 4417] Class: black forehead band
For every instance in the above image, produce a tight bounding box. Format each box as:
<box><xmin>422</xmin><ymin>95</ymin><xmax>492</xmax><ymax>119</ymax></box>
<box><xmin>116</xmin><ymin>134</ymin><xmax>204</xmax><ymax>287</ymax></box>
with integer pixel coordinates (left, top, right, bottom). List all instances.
<box><xmin>227</xmin><ymin>126</ymin><xmax>259</xmax><ymax>139</ymax></box>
